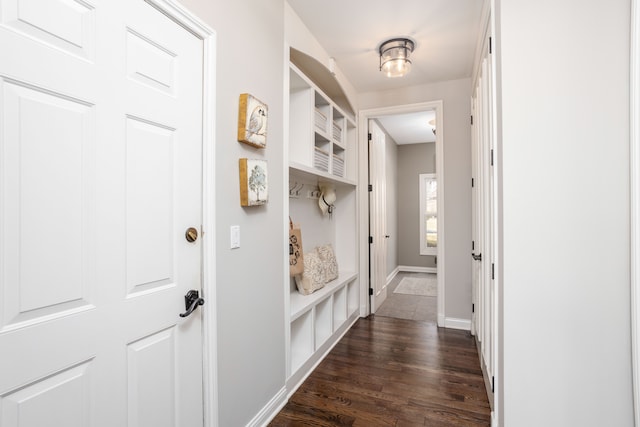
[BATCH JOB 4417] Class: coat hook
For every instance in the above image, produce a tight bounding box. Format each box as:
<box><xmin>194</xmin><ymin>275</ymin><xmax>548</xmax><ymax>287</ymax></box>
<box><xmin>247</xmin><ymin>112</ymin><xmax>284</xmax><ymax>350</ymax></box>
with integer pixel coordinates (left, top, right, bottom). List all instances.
<box><xmin>289</xmin><ymin>181</ymin><xmax>299</xmax><ymax>197</ymax></box>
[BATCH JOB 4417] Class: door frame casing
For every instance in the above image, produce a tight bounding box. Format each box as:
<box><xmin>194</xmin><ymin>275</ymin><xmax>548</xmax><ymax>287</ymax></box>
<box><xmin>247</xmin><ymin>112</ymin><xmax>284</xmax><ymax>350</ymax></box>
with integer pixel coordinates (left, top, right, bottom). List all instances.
<box><xmin>630</xmin><ymin>0</ymin><xmax>640</xmax><ymax>423</ymax></box>
<box><xmin>144</xmin><ymin>1</ymin><xmax>218</xmax><ymax>426</ymax></box>
<box><xmin>358</xmin><ymin>101</ymin><xmax>445</xmax><ymax>326</ymax></box>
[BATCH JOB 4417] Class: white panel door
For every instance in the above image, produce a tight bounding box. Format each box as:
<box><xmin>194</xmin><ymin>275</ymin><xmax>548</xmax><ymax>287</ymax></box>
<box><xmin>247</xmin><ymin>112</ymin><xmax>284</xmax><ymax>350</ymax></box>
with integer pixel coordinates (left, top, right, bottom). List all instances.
<box><xmin>470</xmin><ymin>31</ymin><xmax>496</xmax><ymax>398</ymax></box>
<box><xmin>471</xmin><ymin>92</ymin><xmax>484</xmax><ymax>338</ymax></box>
<box><xmin>369</xmin><ymin>119</ymin><xmax>387</xmax><ymax>313</ymax></box>
<box><xmin>0</xmin><ymin>1</ymin><xmax>206</xmax><ymax>426</ymax></box>
<box><xmin>480</xmin><ymin>52</ymin><xmax>495</xmax><ymax>387</ymax></box>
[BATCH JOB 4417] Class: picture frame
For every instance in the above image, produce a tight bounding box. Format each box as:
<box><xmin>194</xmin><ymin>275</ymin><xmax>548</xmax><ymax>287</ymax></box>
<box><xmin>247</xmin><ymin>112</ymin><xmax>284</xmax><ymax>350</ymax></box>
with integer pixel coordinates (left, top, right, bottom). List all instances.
<box><xmin>239</xmin><ymin>158</ymin><xmax>268</xmax><ymax>206</ymax></box>
<box><xmin>237</xmin><ymin>93</ymin><xmax>268</xmax><ymax>148</ymax></box>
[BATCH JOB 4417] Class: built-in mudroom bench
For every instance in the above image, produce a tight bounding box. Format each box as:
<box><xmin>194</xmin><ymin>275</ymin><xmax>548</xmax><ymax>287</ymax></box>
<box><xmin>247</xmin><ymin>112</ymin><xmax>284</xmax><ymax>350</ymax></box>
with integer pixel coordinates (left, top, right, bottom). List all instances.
<box><xmin>285</xmin><ymin>61</ymin><xmax>360</xmax><ymax>392</ymax></box>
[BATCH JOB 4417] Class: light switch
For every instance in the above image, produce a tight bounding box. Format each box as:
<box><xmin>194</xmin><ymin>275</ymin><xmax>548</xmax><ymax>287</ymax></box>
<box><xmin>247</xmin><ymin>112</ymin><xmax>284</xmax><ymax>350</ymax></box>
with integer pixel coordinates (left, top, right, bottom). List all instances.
<box><xmin>230</xmin><ymin>225</ymin><xmax>240</xmax><ymax>249</ymax></box>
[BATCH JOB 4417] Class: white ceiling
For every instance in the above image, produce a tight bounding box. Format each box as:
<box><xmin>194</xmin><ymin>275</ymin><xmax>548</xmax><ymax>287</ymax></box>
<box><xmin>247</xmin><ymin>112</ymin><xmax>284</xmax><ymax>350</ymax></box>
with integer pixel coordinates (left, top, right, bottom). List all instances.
<box><xmin>287</xmin><ymin>0</ymin><xmax>484</xmax><ymax>94</ymax></box>
<box><xmin>287</xmin><ymin>0</ymin><xmax>483</xmax><ymax>145</ymax></box>
<box><xmin>377</xmin><ymin>111</ymin><xmax>436</xmax><ymax>144</ymax></box>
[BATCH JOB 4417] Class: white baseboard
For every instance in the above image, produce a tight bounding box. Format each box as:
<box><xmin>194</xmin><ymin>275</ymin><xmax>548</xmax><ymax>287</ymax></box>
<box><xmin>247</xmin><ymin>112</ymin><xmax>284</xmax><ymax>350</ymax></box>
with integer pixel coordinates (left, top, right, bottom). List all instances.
<box><xmin>444</xmin><ymin>317</ymin><xmax>471</xmax><ymax>331</ymax></box>
<box><xmin>398</xmin><ymin>265</ymin><xmax>437</xmax><ymax>274</ymax></box>
<box><xmin>386</xmin><ymin>267</ymin><xmax>400</xmax><ymax>286</ymax></box>
<box><xmin>246</xmin><ymin>386</ymin><xmax>287</xmax><ymax>427</ymax></box>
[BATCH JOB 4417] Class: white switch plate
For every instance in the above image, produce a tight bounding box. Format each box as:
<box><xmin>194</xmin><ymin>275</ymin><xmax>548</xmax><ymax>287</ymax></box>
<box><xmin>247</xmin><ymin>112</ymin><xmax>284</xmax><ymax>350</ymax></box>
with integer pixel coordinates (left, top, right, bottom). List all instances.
<box><xmin>230</xmin><ymin>225</ymin><xmax>240</xmax><ymax>249</ymax></box>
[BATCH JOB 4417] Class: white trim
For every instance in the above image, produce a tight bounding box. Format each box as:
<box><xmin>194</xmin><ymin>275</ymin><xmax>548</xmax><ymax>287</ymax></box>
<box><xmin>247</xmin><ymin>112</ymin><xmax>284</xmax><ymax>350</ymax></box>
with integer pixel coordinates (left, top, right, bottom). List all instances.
<box><xmin>201</xmin><ymin>32</ymin><xmax>219</xmax><ymax>427</ymax></box>
<box><xmin>358</xmin><ymin>101</ymin><xmax>445</xmax><ymax>328</ymax></box>
<box><xmin>444</xmin><ymin>317</ymin><xmax>471</xmax><ymax>331</ymax></box>
<box><xmin>146</xmin><ymin>2</ymin><xmax>219</xmax><ymax>426</ymax></box>
<box><xmin>145</xmin><ymin>0</ymin><xmax>212</xmax><ymax>35</ymax></box>
<box><xmin>397</xmin><ymin>265</ymin><xmax>437</xmax><ymax>274</ymax></box>
<box><xmin>283</xmin><ymin>42</ymin><xmax>292</xmax><ymax>384</ymax></box>
<box><xmin>419</xmin><ymin>173</ymin><xmax>438</xmax><ymax>256</ymax></box>
<box><xmin>471</xmin><ymin>0</ymin><xmax>492</xmax><ymax>89</ymax></box>
<box><xmin>386</xmin><ymin>266</ymin><xmax>400</xmax><ymax>285</ymax></box>
<box><xmin>631</xmin><ymin>0</ymin><xmax>640</xmax><ymax>424</ymax></box>
<box><xmin>245</xmin><ymin>387</ymin><xmax>288</xmax><ymax>427</ymax></box>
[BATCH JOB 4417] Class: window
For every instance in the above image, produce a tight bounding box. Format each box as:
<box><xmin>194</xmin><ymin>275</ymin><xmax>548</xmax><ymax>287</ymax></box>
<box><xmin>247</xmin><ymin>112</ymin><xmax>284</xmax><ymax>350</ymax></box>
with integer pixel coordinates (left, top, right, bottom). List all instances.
<box><xmin>420</xmin><ymin>173</ymin><xmax>437</xmax><ymax>255</ymax></box>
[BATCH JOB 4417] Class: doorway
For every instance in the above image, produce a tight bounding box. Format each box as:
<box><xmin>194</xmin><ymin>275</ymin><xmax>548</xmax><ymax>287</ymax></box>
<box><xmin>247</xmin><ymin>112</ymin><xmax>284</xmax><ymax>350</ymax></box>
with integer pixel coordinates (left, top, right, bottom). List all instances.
<box><xmin>358</xmin><ymin>101</ymin><xmax>444</xmax><ymax>327</ymax></box>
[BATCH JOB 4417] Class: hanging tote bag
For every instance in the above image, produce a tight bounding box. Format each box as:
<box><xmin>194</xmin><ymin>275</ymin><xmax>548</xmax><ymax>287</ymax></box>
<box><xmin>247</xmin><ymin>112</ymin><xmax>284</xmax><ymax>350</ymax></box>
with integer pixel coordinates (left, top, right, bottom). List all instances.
<box><xmin>289</xmin><ymin>218</ymin><xmax>304</xmax><ymax>276</ymax></box>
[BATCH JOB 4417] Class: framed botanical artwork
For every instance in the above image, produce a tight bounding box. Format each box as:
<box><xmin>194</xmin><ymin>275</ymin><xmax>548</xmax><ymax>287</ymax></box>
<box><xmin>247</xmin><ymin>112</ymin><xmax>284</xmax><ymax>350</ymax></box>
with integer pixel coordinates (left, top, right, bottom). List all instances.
<box><xmin>239</xmin><ymin>158</ymin><xmax>268</xmax><ymax>206</ymax></box>
<box><xmin>237</xmin><ymin>93</ymin><xmax>268</xmax><ymax>148</ymax></box>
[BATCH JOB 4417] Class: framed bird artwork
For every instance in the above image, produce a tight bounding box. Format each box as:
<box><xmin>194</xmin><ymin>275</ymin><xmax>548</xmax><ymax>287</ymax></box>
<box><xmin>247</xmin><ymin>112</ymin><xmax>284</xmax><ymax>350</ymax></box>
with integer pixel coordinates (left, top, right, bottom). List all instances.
<box><xmin>238</xmin><ymin>93</ymin><xmax>268</xmax><ymax>148</ymax></box>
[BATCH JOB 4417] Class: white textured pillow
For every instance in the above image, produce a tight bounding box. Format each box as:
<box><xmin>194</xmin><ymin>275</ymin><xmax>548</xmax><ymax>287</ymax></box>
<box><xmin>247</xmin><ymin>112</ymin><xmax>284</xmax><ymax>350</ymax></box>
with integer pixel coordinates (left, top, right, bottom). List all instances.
<box><xmin>317</xmin><ymin>244</ymin><xmax>338</xmax><ymax>282</ymax></box>
<box><xmin>294</xmin><ymin>249</ymin><xmax>326</xmax><ymax>295</ymax></box>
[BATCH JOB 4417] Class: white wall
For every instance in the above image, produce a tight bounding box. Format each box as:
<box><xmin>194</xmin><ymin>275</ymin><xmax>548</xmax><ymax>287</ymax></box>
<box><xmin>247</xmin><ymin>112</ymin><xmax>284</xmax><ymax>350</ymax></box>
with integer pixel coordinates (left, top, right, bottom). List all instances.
<box><xmin>284</xmin><ymin>3</ymin><xmax>358</xmax><ymax>113</ymax></box>
<box><xmin>495</xmin><ymin>0</ymin><xmax>633</xmax><ymax>425</ymax></box>
<box><xmin>359</xmin><ymin>79</ymin><xmax>472</xmax><ymax>320</ymax></box>
<box><xmin>175</xmin><ymin>1</ymin><xmax>286</xmax><ymax>425</ymax></box>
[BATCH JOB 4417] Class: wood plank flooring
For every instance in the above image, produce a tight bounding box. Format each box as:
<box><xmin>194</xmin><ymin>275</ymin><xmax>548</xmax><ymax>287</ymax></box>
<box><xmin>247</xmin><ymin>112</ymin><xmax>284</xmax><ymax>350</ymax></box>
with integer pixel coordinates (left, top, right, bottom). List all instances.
<box><xmin>270</xmin><ymin>316</ymin><xmax>490</xmax><ymax>427</ymax></box>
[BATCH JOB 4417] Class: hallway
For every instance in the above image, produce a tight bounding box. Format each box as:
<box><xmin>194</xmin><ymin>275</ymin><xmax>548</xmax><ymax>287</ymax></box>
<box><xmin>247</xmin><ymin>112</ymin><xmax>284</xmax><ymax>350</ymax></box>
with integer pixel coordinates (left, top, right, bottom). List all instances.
<box><xmin>270</xmin><ymin>316</ymin><xmax>490</xmax><ymax>426</ymax></box>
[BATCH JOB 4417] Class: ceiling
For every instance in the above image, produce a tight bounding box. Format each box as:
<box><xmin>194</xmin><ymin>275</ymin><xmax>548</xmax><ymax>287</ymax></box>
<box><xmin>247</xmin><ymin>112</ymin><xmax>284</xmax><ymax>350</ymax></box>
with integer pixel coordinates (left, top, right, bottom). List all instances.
<box><xmin>377</xmin><ymin>111</ymin><xmax>436</xmax><ymax>144</ymax></box>
<box><xmin>287</xmin><ymin>0</ymin><xmax>484</xmax><ymax>144</ymax></box>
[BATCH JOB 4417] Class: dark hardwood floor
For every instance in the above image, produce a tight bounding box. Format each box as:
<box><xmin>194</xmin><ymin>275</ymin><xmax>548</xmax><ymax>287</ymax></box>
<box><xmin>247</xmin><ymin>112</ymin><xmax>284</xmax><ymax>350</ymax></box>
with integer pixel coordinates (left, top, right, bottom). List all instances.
<box><xmin>270</xmin><ymin>316</ymin><xmax>490</xmax><ymax>427</ymax></box>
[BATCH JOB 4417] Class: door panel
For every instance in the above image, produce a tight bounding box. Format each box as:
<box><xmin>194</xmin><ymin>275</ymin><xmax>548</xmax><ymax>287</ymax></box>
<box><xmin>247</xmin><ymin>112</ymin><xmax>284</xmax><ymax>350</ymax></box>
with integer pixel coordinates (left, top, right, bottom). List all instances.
<box><xmin>1</xmin><ymin>360</ymin><xmax>93</xmax><ymax>427</ymax></box>
<box><xmin>126</xmin><ymin>117</ymin><xmax>175</xmax><ymax>295</ymax></box>
<box><xmin>127</xmin><ymin>327</ymin><xmax>177</xmax><ymax>427</ymax></box>
<box><xmin>2</xmin><ymin>78</ymin><xmax>95</xmax><ymax>329</ymax></box>
<box><xmin>126</xmin><ymin>29</ymin><xmax>177</xmax><ymax>95</ymax></box>
<box><xmin>0</xmin><ymin>1</ymin><xmax>205</xmax><ymax>425</ymax></box>
<box><xmin>0</xmin><ymin>0</ymin><xmax>96</xmax><ymax>60</ymax></box>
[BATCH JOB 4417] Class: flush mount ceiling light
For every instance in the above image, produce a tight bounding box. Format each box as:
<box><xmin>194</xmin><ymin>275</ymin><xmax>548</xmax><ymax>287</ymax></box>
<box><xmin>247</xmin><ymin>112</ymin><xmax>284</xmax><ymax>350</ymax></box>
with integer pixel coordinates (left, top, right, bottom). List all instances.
<box><xmin>379</xmin><ymin>38</ymin><xmax>415</xmax><ymax>78</ymax></box>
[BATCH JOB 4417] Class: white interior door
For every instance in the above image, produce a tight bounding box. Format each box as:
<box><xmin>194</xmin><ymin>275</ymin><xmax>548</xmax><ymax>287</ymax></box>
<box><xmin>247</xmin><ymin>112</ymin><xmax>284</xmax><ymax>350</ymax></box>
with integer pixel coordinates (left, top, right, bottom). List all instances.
<box><xmin>482</xmin><ymin>48</ymin><xmax>496</xmax><ymax>390</ymax></box>
<box><xmin>471</xmin><ymin>30</ymin><xmax>496</xmax><ymax>400</ymax></box>
<box><xmin>471</xmin><ymin>93</ymin><xmax>484</xmax><ymax>338</ymax></box>
<box><xmin>369</xmin><ymin>119</ymin><xmax>387</xmax><ymax>313</ymax></box>
<box><xmin>0</xmin><ymin>1</ymin><xmax>206</xmax><ymax>425</ymax></box>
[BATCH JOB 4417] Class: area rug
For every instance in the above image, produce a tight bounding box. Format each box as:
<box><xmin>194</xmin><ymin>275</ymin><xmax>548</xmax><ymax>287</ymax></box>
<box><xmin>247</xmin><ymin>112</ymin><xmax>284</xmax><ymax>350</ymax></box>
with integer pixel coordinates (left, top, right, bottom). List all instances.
<box><xmin>393</xmin><ymin>275</ymin><xmax>437</xmax><ymax>296</ymax></box>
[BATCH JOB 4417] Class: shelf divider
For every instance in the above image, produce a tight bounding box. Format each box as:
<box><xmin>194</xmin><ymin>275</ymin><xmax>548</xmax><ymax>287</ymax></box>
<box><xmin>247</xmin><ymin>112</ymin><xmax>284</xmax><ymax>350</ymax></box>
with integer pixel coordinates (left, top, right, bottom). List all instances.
<box><xmin>290</xmin><ymin>271</ymin><xmax>357</xmax><ymax>321</ymax></box>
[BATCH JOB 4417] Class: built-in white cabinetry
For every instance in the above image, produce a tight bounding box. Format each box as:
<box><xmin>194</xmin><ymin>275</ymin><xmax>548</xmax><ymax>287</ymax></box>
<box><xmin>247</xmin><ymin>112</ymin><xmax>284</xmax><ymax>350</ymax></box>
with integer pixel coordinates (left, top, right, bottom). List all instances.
<box><xmin>286</xmin><ymin>63</ymin><xmax>359</xmax><ymax>392</ymax></box>
<box><xmin>289</xmin><ymin>64</ymin><xmax>357</xmax><ymax>184</ymax></box>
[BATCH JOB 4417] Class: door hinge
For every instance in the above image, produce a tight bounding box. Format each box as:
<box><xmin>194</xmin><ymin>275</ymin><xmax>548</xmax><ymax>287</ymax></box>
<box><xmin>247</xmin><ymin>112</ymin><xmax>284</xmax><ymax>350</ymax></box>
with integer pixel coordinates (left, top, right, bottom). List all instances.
<box><xmin>491</xmin><ymin>263</ymin><xmax>495</xmax><ymax>280</ymax></box>
<box><xmin>369</xmin><ymin>236</ymin><xmax>373</xmax><ymax>244</ymax></box>
<box><xmin>491</xmin><ymin>149</ymin><xmax>494</xmax><ymax>166</ymax></box>
<box><xmin>369</xmin><ymin>288</ymin><xmax>374</xmax><ymax>296</ymax></box>
<box><xmin>471</xmin><ymin>178</ymin><xmax>474</xmax><ymax>188</ymax></box>
<box><xmin>368</xmin><ymin>132</ymin><xmax>372</xmax><ymax>141</ymax></box>
<box><xmin>491</xmin><ymin>376</ymin><xmax>495</xmax><ymax>393</ymax></box>
<box><xmin>472</xmin><ymin>303</ymin><xmax>475</xmax><ymax>313</ymax></box>
<box><xmin>471</xmin><ymin>115</ymin><xmax>474</xmax><ymax>125</ymax></box>
<box><xmin>368</xmin><ymin>184</ymin><xmax>373</xmax><ymax>192</ymax></box>
<box><xmin>472</xmin><ymin>240</ymin><xmax>475</xmax><ymax>251</ymax></box>
<box><xmin>489</xmin><ymin>37</ymin><xmax>493</xmax><ymax>54</ymax></box>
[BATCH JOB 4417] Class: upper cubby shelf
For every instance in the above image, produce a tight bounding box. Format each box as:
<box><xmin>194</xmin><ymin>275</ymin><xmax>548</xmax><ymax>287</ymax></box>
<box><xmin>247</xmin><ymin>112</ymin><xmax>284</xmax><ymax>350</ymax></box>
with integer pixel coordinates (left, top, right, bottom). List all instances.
<box><xmin>289</xmin><ymin>63</ymin><xmax>357</xmax><ymax>183</ymax></box>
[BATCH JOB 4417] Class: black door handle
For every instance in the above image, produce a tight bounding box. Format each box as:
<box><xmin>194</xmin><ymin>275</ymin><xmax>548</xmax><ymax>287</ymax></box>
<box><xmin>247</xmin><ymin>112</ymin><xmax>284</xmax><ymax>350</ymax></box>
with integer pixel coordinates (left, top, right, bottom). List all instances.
<box><xmin>471</xmin><ymin>253</ymin><xmax>482</xmax><ymax>261</ymax></box>
<box><xmin>179</xmin><ymin>290</ymin><xmax>205</xmax><ymax>318</ymax></box>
